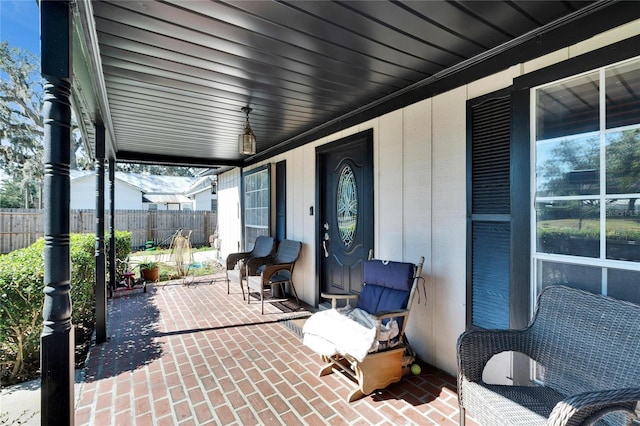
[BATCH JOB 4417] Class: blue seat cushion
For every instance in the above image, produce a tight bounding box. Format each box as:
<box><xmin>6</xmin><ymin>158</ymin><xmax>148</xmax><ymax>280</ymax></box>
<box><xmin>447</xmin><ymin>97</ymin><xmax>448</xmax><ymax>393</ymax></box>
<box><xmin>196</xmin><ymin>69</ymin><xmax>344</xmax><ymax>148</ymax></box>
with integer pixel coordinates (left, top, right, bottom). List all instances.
<box><xmin>269</xmin><ymin>271</ymin><xmax>291</xmax><ymax>283</ymax></box>
<box><xmin>356</xmin><ymin>284</ymin><xmax>410</xmax><ymax>313</ymax></box>
<box><xmin>376</xmin><ymin>287</ymin><xmax>410</xmax><ymax>313</ymax></box>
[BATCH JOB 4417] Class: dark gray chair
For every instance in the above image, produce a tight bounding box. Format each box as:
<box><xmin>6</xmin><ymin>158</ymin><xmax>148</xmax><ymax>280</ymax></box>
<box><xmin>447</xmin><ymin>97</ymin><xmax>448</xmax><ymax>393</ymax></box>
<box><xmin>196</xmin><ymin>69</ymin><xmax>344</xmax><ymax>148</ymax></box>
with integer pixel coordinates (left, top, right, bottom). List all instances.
<box><xmin>457</xmin><ymin>285</ymin><xmax>640</xmax><ymax>426</ymax></box>
<box><xmin>246</xmin><ymin>239</ymin><xmax>302</xmax><ymax>314</ymax></box>
<box><xmin>225</xmin><ymin>236</ymin><xmax>274</xmax><ymax>300</ymax></box>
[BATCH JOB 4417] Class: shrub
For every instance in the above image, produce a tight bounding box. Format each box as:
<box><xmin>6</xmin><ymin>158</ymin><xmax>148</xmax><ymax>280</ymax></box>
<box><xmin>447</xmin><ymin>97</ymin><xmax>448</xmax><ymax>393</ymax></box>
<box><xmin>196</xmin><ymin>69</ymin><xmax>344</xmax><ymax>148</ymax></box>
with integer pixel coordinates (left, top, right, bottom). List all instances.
<box><xmin>109</xmin><ymin>230</ymin><xmax>132</xmax><ymax>264</ymax></box>
<box><xmin>0</xmin><ymin>231</ymin><xmax>132</xmax><ymax>385</ymax></box>
<box><xmin>0</xmin><ymin>239</ymin><xmax>45</xmax><ymax>384</ymax></box>
<box><xmin>70</xmin><ymin>234</ymin><xmax>97</xmax><ymax>331</ymax></box>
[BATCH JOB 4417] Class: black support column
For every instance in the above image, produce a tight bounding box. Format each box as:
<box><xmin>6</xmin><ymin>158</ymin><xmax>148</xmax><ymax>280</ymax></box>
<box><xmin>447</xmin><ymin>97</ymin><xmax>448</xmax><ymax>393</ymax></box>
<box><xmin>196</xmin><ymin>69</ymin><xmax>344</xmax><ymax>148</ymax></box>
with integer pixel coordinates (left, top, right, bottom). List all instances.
<box><xmin>95</xmin><ymin>124</ymin><xmax>107</xmax><ymax>343</ymax></box>
<box><xmin>40</xmin><ymin>1</ymin><xmax>74</xmax><ymax>424</ymax></box>
<box><xmin>109</xmin><ymin>159</ymin><xmax>116</xmax><ymax>295</ymax></box>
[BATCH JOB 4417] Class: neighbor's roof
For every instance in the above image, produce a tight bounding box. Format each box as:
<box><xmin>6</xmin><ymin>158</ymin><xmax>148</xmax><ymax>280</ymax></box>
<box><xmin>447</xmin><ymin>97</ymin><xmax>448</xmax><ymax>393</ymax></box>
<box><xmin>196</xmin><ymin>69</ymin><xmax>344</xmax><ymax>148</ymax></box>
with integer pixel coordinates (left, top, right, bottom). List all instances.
<box><xmin>184</xmin><ymin>176</ymin><xmax>216</xmax><ymax>197</ymax></box>
<box><xmin>142</xmin><ymin>194</ymin><xmax>193</xmax><ymax>204</ymax></box>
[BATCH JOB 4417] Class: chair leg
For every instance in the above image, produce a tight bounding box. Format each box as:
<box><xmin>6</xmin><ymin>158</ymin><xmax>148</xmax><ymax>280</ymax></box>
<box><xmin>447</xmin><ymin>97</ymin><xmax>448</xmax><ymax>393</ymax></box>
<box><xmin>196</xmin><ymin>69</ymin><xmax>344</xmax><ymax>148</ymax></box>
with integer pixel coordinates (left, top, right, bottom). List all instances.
<box><xmin>277</xmin><ymin>283</ymin><xmax>285</xmax><ymax>298</ymax></box>
<box><xmin>347</xmin><ymin>388</ymin><xmax>366</xmax><ymax>403</ymax></box>
<box><xmin>459</xmin><ymin>406</ymin><xmax>465</xmax><ymax>426</ymax></box>
<box><xmin>260</xmin><ymin>284</ymin><xmax>265</xmax><ymax>314</ymax></box>
<box><xmin>240</xmin><ymin>278</ymin><xmax>245</xmax><ymax>300</ymax></box>
<box><xmin>288</xmin><ymin>280</ymin><xmax>300</xmax><ymax>308</ymax></box>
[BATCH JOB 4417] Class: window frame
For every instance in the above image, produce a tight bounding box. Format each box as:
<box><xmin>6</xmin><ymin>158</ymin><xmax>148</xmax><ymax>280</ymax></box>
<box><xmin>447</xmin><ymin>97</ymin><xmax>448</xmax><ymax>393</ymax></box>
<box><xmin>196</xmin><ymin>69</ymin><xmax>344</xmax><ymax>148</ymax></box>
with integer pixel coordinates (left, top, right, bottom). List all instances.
<box><xmin>241</xmin><ymin>164</ymin><xmax>271</xmax><ymax>251</ymax></box>
<box><xmin>530</xmin><ymin>57</ymin><xmax>640</xmax><ymax>302</ymax></box>
<box><xmin>510</xmin><ymin>36</ymin><xmax>640</xmax><ymax>382</ymax></box>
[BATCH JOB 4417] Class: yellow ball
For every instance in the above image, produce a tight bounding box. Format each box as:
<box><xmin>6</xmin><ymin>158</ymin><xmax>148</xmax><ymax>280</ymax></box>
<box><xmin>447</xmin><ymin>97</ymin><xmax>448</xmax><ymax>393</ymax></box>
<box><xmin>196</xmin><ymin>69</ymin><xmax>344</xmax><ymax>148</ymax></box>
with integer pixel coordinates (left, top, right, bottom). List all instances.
<box><xmin>411</xmin><ymin>364</ymin><xmax>421</xmax><ymax>375</ymax></box>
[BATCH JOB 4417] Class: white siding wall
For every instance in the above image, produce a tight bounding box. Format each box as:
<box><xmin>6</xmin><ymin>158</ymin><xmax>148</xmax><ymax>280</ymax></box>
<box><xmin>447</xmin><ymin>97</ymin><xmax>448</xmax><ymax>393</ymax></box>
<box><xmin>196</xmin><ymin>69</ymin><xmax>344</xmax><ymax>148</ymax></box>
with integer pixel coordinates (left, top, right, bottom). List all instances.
<box><xmin>430</xmin><ymin>87</ymin><xmax>467</xmax><ymax>374</ymax></box>
<box><xmin>217</xmin><ymin>168</ymin><xmax>242</xmax><ymax>255</ymax></box>
<box><xmin>194</xmin><ymin>190</ymin><xmax>216</xmax><ymax>211</ymax></box>
<box><xmin>216</xmin><ymin>21</ymin><xmax>640</xmax><ymax>376</ymax></box>
<box><xmin>70</xmin><ymin>177</ymin><xmax>142</xmax><ymax>210</ymax></box>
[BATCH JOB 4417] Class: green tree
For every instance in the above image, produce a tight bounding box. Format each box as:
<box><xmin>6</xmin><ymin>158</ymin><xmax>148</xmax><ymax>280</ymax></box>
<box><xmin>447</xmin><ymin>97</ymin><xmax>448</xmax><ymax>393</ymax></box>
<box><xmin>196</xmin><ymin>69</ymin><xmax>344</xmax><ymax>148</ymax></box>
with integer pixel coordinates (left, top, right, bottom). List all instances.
<box><xmin>0</xmin><ymin>42</ymin><xmax>44</xmax><ymax>208</ymax></box>
<box><xmin>539</xmin><ymin>130</ymin><xmax>640</xmax><ymax>200</ymax></box>
<box><xmin>1</xmin><ymin>42</ymin><xmax>201</xmax><ymax>193</ymax></box>
<box><xmin>537</xmin><ymin>136</ymin><xmax>600</xmax><ymax>197</ymax></box>
<box><xmin>0</xmin><ymin>180</ymin><xmax>35</xmax><ymax>208</ymax></box>
<box><xmin>115</xmin><ymin>162</ymin><xmax>200</xmax><ymax>177</ymax></box>
<box><xmin>538</xmin><ymin>130</ymin><xmax>640</xmax><ymax>233</ymax></box>
<box><xmin>606</xmin><ymin>129</ymin><xmax>640</xmax><ymax>211</ymax></box>
<box><xmin>537</xmin><ymin>137</ymin><xmax>600</xmax><ymax>229</ymax></box>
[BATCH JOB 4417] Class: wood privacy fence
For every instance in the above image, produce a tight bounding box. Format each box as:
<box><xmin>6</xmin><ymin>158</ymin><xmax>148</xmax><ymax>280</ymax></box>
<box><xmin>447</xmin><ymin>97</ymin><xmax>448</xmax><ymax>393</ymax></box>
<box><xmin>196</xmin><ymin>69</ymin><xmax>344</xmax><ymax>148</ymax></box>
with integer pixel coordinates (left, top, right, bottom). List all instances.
<box><xmin>0</xmin><ymin>209</ymin><xmax>217</xmax><ymax>254</ymax></box>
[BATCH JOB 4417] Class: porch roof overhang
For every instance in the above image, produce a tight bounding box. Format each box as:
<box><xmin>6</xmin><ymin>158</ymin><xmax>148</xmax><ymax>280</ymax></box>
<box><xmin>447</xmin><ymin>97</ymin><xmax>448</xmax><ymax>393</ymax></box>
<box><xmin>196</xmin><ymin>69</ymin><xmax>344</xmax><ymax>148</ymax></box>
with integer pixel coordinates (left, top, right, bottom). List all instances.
<box><xmin>70</xmin><ymin>0</ymin><xmax>640</xmax><ymax>171</ymax></box>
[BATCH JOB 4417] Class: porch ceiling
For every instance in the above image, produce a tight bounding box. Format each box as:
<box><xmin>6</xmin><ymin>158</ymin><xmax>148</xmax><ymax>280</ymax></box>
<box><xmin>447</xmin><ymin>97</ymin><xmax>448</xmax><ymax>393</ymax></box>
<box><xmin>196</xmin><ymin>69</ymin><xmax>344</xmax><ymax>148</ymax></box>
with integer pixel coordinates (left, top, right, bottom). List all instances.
<box><xmin>72</xmin><ymin>1</ymin><xmax>636</xmax><ymax>169</ymax></box>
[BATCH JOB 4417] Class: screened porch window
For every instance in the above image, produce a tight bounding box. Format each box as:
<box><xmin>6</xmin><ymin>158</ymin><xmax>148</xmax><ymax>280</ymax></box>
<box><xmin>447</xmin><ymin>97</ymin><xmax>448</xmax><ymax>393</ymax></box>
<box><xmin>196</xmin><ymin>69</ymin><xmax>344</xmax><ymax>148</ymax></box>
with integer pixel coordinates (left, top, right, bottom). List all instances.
<box><xmin>242</xmin><ymin>166</ymin><xmax>270</xmax><ymax>251</ymax></box>
<box><xmin>533</xmin><ymin>56</ymin><xmax>640</xmax><ymax>305</ymax></box>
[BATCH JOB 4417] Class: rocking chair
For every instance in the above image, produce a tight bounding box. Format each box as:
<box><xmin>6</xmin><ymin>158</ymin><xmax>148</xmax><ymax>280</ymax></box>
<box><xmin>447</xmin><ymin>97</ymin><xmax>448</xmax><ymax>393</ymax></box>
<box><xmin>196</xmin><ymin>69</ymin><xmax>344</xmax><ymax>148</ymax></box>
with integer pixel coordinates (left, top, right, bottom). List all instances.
<box><xmin>225</xmin><ymin>236</ymin><xmax>275</xmax><ymax>299</ymax></box>
<box><xmin>303</xmin><ymin>254</ymin><xmax>425</xmax><ymax>402</ymax></box>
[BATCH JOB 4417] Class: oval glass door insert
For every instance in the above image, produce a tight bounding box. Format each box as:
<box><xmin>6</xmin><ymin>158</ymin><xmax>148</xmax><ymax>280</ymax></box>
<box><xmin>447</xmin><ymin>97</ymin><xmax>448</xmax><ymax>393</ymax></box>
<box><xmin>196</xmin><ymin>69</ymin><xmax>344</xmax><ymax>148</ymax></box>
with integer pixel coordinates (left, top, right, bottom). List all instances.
<box><xmin>337</xmin><ymin>164</ymin><xmax>357</xmax><ymax>248</ymax></box>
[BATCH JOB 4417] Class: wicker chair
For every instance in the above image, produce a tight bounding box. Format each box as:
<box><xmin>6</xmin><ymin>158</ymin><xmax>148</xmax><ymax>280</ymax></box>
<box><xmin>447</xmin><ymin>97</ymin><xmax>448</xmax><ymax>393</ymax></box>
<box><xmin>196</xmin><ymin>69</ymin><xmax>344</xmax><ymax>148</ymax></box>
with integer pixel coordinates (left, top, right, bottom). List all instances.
<box><xmin>457</xmin><ymin>285</ymin><xmax>640</xmax><ymax>426</ymax></box>
<box><xmin>245</xmin><ymin>239</ymin><xmax>302</xmax><ymax>314</ymax></box>
<box><xmin>225</xmin><ymin>236</ymin><xmax>274</xmax><ymax>300</ymax></box>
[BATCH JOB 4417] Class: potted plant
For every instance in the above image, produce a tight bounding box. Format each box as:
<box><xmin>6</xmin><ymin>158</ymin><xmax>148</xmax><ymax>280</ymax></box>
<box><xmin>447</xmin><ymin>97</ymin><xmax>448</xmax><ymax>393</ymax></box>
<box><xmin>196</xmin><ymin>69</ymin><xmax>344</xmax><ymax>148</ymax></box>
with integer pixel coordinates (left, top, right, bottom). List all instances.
<box><xmin>139</xmin><ymin>260</ymin><xmax>160</xmax><ymax>282</ymax></box>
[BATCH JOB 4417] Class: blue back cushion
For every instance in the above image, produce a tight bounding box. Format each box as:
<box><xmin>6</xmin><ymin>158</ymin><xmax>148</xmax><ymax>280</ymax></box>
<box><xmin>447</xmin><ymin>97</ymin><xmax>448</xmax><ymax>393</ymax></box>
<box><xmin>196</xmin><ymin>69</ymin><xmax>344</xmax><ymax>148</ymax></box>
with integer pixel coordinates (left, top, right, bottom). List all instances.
<box><xmin>377</xmin><ymin>288</ymin><xmax>410</xmax><ymax>313</ymax></box>
<box><xmin>363</xmin><ymin>260</ymin><xmax>414</xmax><ymax>291</ymax></box>
<box><xmin>356</xmin><ymin>260</ymin><xmax>415</xmax><ymax>326</ymax></box>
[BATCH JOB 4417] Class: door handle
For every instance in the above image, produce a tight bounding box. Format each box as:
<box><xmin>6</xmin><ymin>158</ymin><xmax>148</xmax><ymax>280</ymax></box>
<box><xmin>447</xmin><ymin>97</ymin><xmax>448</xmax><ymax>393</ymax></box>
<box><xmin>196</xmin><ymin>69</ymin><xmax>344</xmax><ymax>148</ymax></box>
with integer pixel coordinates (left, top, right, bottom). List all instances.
<box><xmin>322</xmin><ymin>224</ymin><xmax>330</xmax><ymax>258</ymax></box>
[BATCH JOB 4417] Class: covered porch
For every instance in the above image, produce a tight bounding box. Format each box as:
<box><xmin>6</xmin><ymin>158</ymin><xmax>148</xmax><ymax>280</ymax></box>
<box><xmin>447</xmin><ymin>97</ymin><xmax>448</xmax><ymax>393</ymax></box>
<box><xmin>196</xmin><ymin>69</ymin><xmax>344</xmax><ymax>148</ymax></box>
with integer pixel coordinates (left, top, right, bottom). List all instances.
<box><xmin>36</xmin><ymin>0</ymin><xmax>640</xmax><ymax>423</ymax></box>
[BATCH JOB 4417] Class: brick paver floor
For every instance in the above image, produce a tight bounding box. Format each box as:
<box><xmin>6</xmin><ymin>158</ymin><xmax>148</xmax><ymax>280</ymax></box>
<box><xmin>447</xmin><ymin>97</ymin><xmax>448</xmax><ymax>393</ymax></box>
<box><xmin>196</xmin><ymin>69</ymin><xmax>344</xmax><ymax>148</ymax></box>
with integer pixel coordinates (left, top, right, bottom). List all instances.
<box><xmin>74</xmin><ymin>273</ymin><xmax>472</xmax><ymax>425</ymax></box>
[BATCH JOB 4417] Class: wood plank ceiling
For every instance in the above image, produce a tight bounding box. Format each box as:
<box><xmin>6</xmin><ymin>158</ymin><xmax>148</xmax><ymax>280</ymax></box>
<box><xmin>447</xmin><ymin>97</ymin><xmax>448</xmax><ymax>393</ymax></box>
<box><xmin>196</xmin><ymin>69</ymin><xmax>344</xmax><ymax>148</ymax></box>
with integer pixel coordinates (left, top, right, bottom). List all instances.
<box><xmin>78</xmin><ymin>0</ymin><xmax>621</xmax><ymax>168</ymax></box>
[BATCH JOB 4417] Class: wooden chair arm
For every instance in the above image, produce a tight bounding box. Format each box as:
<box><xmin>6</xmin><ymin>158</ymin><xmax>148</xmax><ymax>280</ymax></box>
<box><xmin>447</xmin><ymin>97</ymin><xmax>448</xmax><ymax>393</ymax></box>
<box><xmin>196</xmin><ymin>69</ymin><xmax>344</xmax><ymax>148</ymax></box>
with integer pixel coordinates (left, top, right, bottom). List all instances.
<box><xmin>371</xmin><ymin>309</ymin><xmax>411</xmax><ymax>339</ymax></box>
<box><xmin>321</xmin><ymin>292</ymin><xmax>359</xmax><ymax>309</ymax></box>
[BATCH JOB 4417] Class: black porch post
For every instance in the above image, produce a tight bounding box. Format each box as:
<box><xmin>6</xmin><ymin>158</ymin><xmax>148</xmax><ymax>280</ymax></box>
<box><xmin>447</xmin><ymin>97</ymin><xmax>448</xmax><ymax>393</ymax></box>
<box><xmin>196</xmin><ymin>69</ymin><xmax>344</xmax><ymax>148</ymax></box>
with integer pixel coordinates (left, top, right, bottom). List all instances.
<box><xmin>40</xmin><ymin>1</ymin><xmax>74</xmax><ymax>424</ymax></box>
<box><xmin>109</xmin><ymin>159</ymin><xmax>116</xmax><ymax>294</ymax></box>
<box><xmin>95</xmin><ymin>124</ymin><xmax>107</xmax><ymax>343</ymax></box>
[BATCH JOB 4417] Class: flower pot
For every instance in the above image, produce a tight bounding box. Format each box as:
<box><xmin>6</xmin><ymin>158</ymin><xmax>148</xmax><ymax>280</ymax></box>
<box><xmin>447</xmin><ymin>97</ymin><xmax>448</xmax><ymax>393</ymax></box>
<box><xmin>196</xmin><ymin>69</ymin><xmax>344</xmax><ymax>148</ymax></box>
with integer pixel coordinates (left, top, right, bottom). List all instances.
<box><xmin>141</xmin><ymin>266</ymin><xmax>159</xmax><ymax>282</ymax></box>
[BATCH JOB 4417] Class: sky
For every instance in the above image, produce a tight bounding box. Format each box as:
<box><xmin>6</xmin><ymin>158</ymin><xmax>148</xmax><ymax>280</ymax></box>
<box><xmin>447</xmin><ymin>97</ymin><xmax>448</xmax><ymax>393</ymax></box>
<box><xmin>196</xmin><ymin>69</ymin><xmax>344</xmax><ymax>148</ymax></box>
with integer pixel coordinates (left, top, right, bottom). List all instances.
<box><xmin>0</xmin><ymin>0</ymin><xmax>40</xmax><ymax>185</ymax></box>
<box><xmin>0</xmin><ymin>0</ymin><xmax>40</xmax><ymax>54</ymax></box>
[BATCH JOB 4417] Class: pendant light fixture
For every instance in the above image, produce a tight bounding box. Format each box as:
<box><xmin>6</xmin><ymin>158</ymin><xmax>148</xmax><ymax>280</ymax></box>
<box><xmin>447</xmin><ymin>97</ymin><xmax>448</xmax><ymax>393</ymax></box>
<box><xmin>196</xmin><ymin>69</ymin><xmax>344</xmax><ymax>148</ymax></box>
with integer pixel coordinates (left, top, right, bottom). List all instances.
<box><xmin>238</xmin><ymin>106</ymin><xmax>256</xmax><ymax>155</ymax></box>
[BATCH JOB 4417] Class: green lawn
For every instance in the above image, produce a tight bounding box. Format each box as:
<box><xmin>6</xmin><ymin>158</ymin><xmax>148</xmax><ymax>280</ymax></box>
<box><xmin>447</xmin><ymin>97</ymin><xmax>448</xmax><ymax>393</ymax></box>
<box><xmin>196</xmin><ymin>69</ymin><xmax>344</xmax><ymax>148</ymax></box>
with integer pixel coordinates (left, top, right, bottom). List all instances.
<box><xmin>538</xmin><ymin>218</ymin><xmax>640</xmax><ymax>238</ymax></box>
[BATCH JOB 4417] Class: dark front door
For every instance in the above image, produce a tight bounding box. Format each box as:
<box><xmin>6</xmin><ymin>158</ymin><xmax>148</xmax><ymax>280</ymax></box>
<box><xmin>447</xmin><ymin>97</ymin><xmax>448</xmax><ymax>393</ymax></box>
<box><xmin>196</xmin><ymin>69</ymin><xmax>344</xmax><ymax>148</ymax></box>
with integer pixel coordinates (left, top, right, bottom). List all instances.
<box><xmin>317</xmin><ymin>130</ymin><xmax>373</xmax><ymax>298</ymax></box>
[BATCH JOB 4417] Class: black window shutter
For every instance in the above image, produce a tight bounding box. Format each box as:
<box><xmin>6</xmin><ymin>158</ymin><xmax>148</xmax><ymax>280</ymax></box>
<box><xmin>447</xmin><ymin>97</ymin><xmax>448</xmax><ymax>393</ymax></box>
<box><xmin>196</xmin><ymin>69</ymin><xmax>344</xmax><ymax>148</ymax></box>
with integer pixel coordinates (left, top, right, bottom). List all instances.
<box><xmin>468</xmin><ymin>94</ymin><xmax>511</xmax><ymax>329</ymax></box>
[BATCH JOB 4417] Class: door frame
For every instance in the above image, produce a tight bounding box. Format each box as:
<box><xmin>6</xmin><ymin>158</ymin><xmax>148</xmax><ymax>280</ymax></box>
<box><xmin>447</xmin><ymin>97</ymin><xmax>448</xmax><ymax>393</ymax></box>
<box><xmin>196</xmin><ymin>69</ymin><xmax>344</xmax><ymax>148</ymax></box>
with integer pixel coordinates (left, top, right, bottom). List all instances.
<box><xmin>314</xmin><ymin>128</ymin><xmax>374</xmax><ymax>307</ymax></box>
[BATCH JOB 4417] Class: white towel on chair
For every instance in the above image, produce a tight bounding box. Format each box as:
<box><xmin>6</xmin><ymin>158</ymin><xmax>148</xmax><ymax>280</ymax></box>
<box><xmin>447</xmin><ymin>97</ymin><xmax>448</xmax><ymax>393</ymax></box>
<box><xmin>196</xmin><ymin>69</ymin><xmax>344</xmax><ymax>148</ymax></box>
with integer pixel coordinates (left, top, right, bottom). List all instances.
<box><xmin>302</xmin><ymin>307</ymin><xmax>400</xmax><ymax>362</ymax></box>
